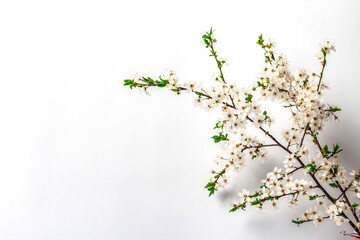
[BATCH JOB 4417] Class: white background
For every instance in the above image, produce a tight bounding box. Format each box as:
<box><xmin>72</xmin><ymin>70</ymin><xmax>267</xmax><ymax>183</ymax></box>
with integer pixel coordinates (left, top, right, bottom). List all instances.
<box><xmin>1</xmin><ymin>0</ymin><xmax>360</xmax><ymax>239</ymax></box>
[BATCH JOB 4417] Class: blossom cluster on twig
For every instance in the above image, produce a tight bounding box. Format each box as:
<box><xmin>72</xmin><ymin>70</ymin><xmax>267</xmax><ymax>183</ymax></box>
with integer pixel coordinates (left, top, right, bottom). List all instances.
<box><xmin>124</xmin><ymin>28</ymin><xmax>360</xmax><ymax>237</ymax></box>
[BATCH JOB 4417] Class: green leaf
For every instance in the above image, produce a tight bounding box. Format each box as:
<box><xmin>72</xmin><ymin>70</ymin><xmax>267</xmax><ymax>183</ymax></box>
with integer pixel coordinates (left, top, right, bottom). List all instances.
<box><xmin>330</xmin><ymin>165</ymin><xmax>339</xmax><ymax>175</ymax></box>
<box><xmin>154</xmin><ymin>79</ymin><xmax>168</xmax><ymax>88</ymax></box>
<box><xmin>229</xmin><ymin>206</ymin><xmax>239</xmax><ymax>213</ymax></box>
<box><xmin>123</xmin><ymin>79</ymin><xmax>134</xmax><ymax>86</ymax></box>
<box><xmin>209</xmin><ymin>189</ymin><xmax>215</xmax><ymax>197</ymax></box>
<box><xmin>309</xmin><ymin>195</ymin><xmax>318</xmax><ymax>200</ymax></box>
<box><xmin>250</xmin><ymin>199</ymin><xmax>261</xmax><ymax>206</ymax></box>
<box><xmin>245</xmin><ymin>94</ymin><xmax>253</xmax><ymax>103</ymax></box>
<box><xmin>331</xmin><ymin>144</ymin><xmax>343</xmax><ymax>156</ymax></box>
<box><xmin>256</xmin><ymin>34</ymin><xmax>263</xmax><ymax>45</ymax></box>
<box><xmin>171</xmin><ymin>88</ymin><xmax>181</xmax><ymax>95</ymax></box>
<box><xmin>310</xmin><ymin>130</ymin><xmax>318</xmax><ymax>138</ymax></box>
<box><xmin>351</xmin><ymin>203</ymin><xmax>359</xmax><ymax>209</ymax></box>
<box><xmin>306</xmin><ymin>163</ymin><xmax>317</xmax><ymax>174</ymax></box>
<box><xmin>291</xmin><ymin>218</ymin><xmax>302</xmax><ymax>226</ymax></box>
<box><xmin>124</xmin><ymin>79</ymin><xmax>138</xmax><ymax>89</ymax></box>
<box><xmin>195</xmin><ymin>92</ymin><xmax>203</xmax><ymax>98</ymax></box>
<box><xmin>321</xmin><ymin>145</ymin><xmax>330</xmax><ymax>157</ymax></box>
<box><xmin>203</xmin><ymin>39</ymin><xmax>210</xmax><ymax>48</ymax></box>
<box><xmin>142</xmin><ymin>77</ymin><xmax>154</xmax><ymax>84</ymax></box>
<box><xmin>330</xmin><ymin>107</ymin><xmax>341</xmax><ymax>112</ymax></box>
<box><xmin>202</xmin><ymin>34</ymin><xmax>211</xmax><ymax>40</ymax></box>
<box><xmin>211</xmin><ymin>133</ymin><xmax>228</xmax><ymax>143</ymax></box>
<box><xmin>204</xmin><ymin>182</ymin><xmax>215</xmax><ymax>188</ymax></box>
<box><xmin>205</xmin><ymin>181</ymin><xmax>216</xmax><ymax>197</ymax></box>
<box><xmin>329</xmin><ymin>183</ymin><xmax>338</xmax><ymax>188</ymax></box>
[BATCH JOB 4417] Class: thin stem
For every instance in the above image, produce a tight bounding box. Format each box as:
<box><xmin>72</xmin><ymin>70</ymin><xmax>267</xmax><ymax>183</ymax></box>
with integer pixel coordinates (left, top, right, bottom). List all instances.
<box><xmin>280</xmin><ymin>166</ymin><xmax>305</xmax><ymax>179</ymax></box>
<box><xmin>208</xmin><ymin>40</ymin><xmax>238</xmax><ymax>110</ymax></box>
<box><xmin>241</xmin><ymin>144</ymin><xmax>278</xmax><ymax>151</ymax></box>
<box><xmin>312</xmin><ymin>135</ymin><xmax>325</xmax><ymax>157</ymax></box>
<box><xmin>209</xmin><ymin>42</ymin><xmax>226</xmax><ymax>84</ymax></box>
<box><xmin>317</xmin><ymin>51</ymin><xmax>327</xmax><ymax>91</ymax></box>
<box><xmin>260</xmin><ymin>191</ymin><xmax>299</xmax><ymax>202</ymax></box>
<box><xmin>337</xmin><ymin>180</ymin><xmax>360</xmax><ymax>223</ymax></box>
<box><xmin>300</xmin><ymin>123</ymin><xmax>309</xmax><ymax>147</ymax></box>
<box><xmin>176</xmin><ymin>86</ymin><xmax>236</xmax><ymax>109</ymax></box>
<box><xmin>296</xmin><ymin>215</ymin><xmax>331</xmax><ymax>224</ymax></box>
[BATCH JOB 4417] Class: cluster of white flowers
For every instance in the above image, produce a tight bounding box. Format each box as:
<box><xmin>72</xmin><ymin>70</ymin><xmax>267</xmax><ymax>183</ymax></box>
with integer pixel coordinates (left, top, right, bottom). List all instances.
<box><xmin>259</xmin><ymin>167</ymin><xmax>311</xmax><ymax>206</ymax></box>
<box><xmin>351</xmin><ymin>170</ymin><xmax>360</xmax><ymax>201</ymax></box>
<box><xmin>302</xmin><ymin>206</ymin><xmax>324</xmax><ymax>225</ymax></box>
<box><xmin>318</xmin><ymin>157</ymin><xmax>349</xmax><ymax>184</ymax></box>
<box><xmin>326</xmin><ymin>201</ymin><xmax>349</xmax><ymax>226</ymax></box>
<box><xmin>125</xmin><ymin>29</ymin><xmax>360</xmax><ymax>235</ymax></box>
<box><xmin>162</xmin><ymin>69</ymin><xmax>180</xmax><ymax>90</ymax></box>
<box><xmin>211</xmin><ymin>133</ymin><xmax>268</xmax><ymax>189</ymax></box>
<box><xmin>252</xmin><ymin>39</ymin><xmax>337</xmax><ymax>141</ymax></box>
<box><xmin>298</xmin><ymin>190</ymin><xmax>349</xmax><ymax>227</ymax></box>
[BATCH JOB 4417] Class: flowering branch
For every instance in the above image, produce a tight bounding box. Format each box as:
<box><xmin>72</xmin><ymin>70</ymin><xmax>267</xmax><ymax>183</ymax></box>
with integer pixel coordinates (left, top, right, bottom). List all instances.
<box><xmin>310</xmin><ymin>132</ymin><xmax>360</xmax><ymax>227</ymax></box>
<box><xmin>124</xmin><ymin>28</ymin><xmax>360</xmax><ymax>238</ymax></box>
